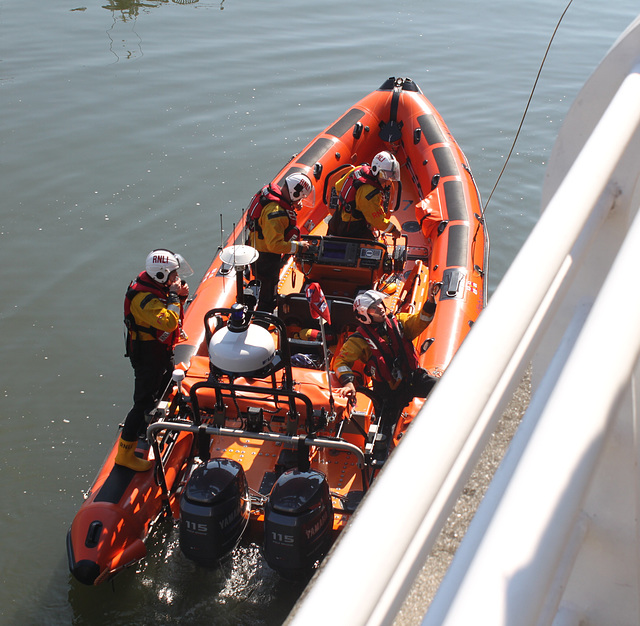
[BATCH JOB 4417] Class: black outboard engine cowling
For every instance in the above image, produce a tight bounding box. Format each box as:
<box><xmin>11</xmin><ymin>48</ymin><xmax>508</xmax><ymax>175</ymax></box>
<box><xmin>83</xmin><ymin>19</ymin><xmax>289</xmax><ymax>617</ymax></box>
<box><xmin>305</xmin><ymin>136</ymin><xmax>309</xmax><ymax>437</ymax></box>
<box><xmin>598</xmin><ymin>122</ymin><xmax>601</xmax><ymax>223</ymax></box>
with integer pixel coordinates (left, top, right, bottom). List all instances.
<box><xmin>179</xmin><ymin>458</ymin><xmax>250</xmax><ymax>566</ymax></box>
<box><xmin>263</xmin><ymin>469</ymin><xmax>333</xmax><ymax>578</ymax></box>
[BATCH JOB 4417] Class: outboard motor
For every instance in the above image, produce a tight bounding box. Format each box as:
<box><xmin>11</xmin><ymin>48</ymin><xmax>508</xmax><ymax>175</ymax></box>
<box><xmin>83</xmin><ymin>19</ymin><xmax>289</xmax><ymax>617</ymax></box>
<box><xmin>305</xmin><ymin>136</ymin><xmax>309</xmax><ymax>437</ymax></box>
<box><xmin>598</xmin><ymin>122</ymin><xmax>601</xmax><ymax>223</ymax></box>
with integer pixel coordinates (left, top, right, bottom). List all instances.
<box><xmin>179</xmin><ymin>458</ymin><xmax>250</xmax><ymax>566</ymax></box>
<box><xmin>263</xmin><ymin>469</ymin><xmax>333</xmax><ymax>578</ymax></box>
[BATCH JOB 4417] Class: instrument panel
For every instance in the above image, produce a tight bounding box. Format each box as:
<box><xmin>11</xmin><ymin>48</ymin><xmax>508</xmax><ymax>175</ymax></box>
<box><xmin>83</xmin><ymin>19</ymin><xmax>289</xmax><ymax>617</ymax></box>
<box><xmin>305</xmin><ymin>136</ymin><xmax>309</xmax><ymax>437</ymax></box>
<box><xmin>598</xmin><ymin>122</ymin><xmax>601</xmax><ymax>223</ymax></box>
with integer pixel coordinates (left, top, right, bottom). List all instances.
<box><xmin>299</xmin><ymin>236</ymin><xmax>387</xmax><ymax>270</ymax></box>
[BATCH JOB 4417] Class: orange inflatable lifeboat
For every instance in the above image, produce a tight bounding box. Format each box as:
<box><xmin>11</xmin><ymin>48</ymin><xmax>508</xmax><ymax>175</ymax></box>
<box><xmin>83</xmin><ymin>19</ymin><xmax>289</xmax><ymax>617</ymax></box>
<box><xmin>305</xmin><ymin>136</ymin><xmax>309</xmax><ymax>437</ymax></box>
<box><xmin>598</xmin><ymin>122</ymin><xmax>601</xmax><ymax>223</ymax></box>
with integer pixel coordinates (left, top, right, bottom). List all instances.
<box><xmin>67</xmin><ymin>77</ymin><xmax>488</xmax><ymax>584</ymax></box>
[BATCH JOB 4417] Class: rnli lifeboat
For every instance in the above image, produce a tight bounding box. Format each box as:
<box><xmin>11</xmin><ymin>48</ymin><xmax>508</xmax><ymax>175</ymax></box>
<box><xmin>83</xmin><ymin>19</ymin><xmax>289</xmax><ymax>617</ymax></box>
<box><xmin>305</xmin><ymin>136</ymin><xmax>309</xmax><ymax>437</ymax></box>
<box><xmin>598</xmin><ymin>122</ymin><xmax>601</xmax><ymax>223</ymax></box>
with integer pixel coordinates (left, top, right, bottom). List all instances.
<box><xmin>67</xmin><ymin>77</ymin><xmax>489</xmax><ymax>585</ymax></box>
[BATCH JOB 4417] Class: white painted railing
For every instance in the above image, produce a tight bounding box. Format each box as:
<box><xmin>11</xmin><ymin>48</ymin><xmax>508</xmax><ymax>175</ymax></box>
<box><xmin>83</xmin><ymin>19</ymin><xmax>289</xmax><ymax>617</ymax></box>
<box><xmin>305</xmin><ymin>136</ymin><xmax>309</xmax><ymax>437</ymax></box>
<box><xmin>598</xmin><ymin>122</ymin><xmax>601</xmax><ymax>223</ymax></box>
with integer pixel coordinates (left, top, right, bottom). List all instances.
<box><xmin>287</xmin><ymin>16</ymin><xmax>640</xmax><ymax>626</ymax></box>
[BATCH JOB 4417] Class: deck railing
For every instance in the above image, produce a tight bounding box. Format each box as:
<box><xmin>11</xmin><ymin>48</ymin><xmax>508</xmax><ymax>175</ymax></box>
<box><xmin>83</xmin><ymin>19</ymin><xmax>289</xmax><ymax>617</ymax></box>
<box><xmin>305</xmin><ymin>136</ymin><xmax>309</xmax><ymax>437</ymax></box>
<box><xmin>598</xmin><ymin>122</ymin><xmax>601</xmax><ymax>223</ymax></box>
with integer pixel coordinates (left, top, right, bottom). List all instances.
<box><xmin>286</xmin><ymin>19</ymin><xmax>640</xmax><ymax>626</ymax></box>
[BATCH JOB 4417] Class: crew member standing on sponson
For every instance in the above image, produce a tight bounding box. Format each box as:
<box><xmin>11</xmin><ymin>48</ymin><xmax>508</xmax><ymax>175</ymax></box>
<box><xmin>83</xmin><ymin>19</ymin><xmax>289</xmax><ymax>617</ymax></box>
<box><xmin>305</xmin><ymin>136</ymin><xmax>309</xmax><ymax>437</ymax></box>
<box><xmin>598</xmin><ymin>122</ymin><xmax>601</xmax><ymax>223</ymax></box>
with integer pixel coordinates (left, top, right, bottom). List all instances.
<box><xmin>120</xmin><ymin>249</ymin><xmax>190</xmax><ymax>471</ymax></box>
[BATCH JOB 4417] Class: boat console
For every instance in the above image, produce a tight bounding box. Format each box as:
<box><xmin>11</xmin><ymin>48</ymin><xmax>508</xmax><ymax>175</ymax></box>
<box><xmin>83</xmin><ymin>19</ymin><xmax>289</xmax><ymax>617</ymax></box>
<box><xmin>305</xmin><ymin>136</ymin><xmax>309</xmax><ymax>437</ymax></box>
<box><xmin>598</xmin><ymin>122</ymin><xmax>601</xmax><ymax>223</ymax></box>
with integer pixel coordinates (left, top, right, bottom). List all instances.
<box><xmin>298</xmin><ymin>235</ymin><xmax>387</xmax><ymax>269</ymax></box>
<box><xmin>296</xmin><ymin>235</ymin><xmax>391</xmax><ymax>297</ymax></box>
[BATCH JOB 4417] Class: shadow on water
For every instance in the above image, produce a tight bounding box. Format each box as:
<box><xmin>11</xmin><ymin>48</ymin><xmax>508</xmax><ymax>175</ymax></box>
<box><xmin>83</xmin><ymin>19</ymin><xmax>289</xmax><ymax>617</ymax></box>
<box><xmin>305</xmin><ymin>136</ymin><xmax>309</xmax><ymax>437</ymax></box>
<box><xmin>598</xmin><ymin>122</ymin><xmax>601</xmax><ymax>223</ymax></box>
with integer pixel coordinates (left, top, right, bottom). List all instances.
<box><xmin>100</xmin><ymin>0</ymin><xmax>223</xmax><ymax>61</ymax></box>
<box><xmin>100</xmin><ymin>0</ymin><xmax>225</xmax><ymax>18</ymax></box>
<box><xmin>21</xmin><ymin>521</ymin><xmax>306</xmax><ymax>626</ymax></box>
<box><xmin>102</xmin><ymin>0</ymin><xmax>185</xmax><ymax>19</ymax></box>
<box><xmin>67</xmin><ymin>523</ymin><xmax>306</xmax><ymax>625</ymax></box>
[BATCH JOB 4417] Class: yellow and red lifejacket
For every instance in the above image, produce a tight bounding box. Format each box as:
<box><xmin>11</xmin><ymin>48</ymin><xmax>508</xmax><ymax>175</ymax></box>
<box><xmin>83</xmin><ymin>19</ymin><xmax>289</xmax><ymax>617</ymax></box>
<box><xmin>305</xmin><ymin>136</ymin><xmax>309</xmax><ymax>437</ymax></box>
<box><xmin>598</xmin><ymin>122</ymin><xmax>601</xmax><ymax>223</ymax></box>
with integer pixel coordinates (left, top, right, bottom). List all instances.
<box><xmin>356</xmin><ymin>315</ymin><xmax>419</xmax><ymax>385</ymax></box>
<box><xmin>124</xmin><ymin>272</ymin><xmax>180</xmax><ymax>349</ymax></box>
<box><xmin>337</xmin><ymin>165</ymin><xmax>384</xmax><ymax>220</ymax></box>
<box><xmin>246</xmin><ymin>184</ymin><xmax>300</xmax><ymax>242</ymax></box>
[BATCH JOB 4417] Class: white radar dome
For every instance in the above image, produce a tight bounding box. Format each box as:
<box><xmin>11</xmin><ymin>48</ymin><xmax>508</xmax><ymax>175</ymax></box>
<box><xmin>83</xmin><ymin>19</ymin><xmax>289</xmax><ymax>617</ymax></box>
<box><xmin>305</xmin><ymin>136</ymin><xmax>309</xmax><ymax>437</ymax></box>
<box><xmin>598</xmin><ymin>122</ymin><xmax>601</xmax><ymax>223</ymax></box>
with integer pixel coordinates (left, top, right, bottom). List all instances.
<box><xmin>208</xmin><ymin>322</ymin><xmax>276</xmax><ymax>376</ymax></box>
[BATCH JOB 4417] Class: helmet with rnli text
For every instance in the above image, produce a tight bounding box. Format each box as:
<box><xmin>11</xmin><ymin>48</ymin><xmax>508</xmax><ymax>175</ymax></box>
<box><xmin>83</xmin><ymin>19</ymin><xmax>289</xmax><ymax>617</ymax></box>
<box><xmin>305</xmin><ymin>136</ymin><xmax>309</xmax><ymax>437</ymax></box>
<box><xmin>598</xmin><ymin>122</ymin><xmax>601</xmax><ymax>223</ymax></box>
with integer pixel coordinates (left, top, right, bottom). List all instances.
<box><xmin>353</xmin><ymin>290</ymin><xmax>387</xmax><ymax>324</ymax></box>
<box><xmin>371</xmin><ymin>151</ymin><xmax>400</xmax><ymax>182</ymax></box>
<box><xmin>285</xmin><ymin>172</ymin><xmax>312</xmax><ymax>201</ymax></box>
<box><xmin>145</xmin><ymin>249</ymin><xmax>180</xmax><ymax>284</ymax></box>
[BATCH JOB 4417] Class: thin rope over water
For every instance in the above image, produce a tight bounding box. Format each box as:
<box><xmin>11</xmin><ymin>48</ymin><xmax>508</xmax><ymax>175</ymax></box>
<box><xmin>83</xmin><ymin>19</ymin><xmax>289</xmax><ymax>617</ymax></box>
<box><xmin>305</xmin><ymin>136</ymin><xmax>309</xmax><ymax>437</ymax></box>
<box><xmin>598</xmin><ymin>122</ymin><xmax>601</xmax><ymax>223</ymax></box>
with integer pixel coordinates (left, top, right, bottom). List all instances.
<box><xmin>483</xmin><ymin>0</ymin><xmax>575</xmax><ymax>213</ymax></box>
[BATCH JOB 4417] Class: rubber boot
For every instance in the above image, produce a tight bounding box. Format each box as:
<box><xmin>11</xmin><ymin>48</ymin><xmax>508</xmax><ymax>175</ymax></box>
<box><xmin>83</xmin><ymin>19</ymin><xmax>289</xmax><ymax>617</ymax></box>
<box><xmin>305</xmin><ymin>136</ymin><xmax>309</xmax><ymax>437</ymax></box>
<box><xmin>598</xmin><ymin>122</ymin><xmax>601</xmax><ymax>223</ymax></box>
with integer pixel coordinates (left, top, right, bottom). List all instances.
<box><xmin>114</xmin><ymin>437</ymin><xmax>152</xmax><ymax>472</ymax></box>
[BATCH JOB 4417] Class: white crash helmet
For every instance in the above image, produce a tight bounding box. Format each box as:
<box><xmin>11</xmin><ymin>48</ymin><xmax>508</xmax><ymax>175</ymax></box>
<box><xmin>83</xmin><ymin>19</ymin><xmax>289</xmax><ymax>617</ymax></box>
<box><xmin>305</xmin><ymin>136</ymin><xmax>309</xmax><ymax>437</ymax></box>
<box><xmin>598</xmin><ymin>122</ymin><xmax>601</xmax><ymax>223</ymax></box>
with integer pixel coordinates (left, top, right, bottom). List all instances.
<box><xmin>353</xmin><ymin>290</ymin><xmax>387</xmax><ymax>324</ymax></box>
<box><xmin>145</xmin><ymin>249</ymin><xmax>181</xmax><ymax>284</ymax></box>
<box><xmin>371</xmin><ymin>151</ymin><xmax>400</xmax><ymax>182</ymax></box>
<box><xmin>285</xmin><ymin>172</ymin><xmax>312</xmax><ymax>201</ymax></box>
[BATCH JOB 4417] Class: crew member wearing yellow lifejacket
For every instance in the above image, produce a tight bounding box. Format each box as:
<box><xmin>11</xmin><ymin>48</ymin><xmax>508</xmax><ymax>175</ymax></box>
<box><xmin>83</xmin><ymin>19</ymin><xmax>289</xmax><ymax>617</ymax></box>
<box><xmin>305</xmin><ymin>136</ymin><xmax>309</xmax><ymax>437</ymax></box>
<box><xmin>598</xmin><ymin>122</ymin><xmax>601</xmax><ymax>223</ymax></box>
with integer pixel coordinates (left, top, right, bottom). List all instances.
<box><xmin>120</xmin><ymin>249</ymin><xmax>190</xmax><ymax>471</ymax></box>
<box><xmin>335</xmin><ymin>288</ymin><xmax>438</xmax><ymax>450</ymax></box>
<box><xmin>327</xmin><ymin>151</ymin><xmax>402</xmax><ymax>240</ymax></box>
<box><xmin>246</xmin><ymin>173</ymin><xmax>312</xmax><ymax>313</ymax></box>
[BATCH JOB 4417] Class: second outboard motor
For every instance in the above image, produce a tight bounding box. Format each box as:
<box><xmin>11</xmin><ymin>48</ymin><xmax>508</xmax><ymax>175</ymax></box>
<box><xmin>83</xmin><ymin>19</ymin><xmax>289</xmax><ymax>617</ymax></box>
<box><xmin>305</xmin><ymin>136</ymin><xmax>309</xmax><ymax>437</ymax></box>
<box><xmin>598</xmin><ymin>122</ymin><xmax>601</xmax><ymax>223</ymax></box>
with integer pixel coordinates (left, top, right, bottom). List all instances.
<box><xmin>179</xmin><ymin>458</ymin><xmax>250</xmax><ymax>566</ymax></box>
<box><xmin>263</xmin><ymin>469</ymin><xmax>333</xmax><ymax>578</ymax></box>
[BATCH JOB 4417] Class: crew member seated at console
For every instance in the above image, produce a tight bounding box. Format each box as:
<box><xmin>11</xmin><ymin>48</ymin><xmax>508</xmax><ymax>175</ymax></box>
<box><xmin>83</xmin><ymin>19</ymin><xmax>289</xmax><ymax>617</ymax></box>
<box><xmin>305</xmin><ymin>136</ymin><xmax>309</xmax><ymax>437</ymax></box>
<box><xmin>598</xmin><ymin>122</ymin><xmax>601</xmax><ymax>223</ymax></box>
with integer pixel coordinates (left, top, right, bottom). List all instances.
<box><xmin>327</xmin><ymin>151</ymin><xmax>402</xmax><ymax>240</ymax></box>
